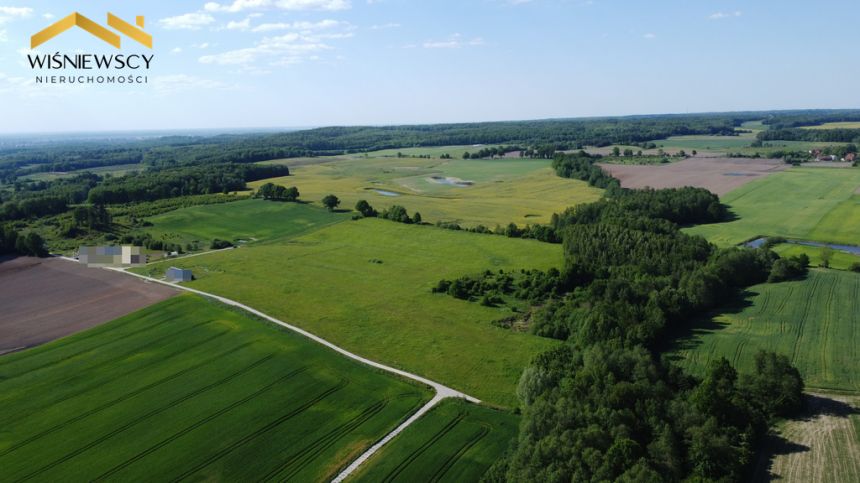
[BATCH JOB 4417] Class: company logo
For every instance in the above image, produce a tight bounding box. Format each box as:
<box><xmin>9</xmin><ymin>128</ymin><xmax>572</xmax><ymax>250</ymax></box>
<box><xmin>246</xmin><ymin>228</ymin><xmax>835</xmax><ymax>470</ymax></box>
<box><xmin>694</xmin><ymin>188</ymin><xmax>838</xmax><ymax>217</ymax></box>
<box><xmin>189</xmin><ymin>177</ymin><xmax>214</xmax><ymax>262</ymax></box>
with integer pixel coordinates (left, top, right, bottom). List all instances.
<box><xmin>31</xmin><ymin>12</ymin><xmax>152</xmax><ymax>49</ymax></box>
<box><xmin>27</xmin><ymin>12</ymin><xmax>154</xmax><ymax>86</ymax></box>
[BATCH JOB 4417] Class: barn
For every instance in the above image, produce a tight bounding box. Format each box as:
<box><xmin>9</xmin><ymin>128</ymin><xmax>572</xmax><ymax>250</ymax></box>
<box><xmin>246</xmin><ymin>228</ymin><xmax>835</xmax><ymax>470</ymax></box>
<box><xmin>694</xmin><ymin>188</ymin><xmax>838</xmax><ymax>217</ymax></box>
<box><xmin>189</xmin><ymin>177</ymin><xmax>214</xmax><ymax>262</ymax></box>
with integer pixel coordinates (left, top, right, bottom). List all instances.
<box><xmin>166</xmin><ymin>267</ymin><xmax>193</xmax><ymax>283</ymax></box>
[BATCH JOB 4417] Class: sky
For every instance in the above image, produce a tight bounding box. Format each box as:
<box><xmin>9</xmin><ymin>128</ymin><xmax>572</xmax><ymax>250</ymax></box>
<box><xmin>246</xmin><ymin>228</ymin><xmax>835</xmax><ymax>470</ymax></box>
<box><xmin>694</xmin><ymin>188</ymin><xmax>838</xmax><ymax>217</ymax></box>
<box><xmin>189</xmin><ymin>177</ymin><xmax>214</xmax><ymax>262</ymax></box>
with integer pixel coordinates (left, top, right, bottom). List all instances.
<box><xmin>0</xmin><ymin>0</ymin><xmax>858</xmax><ymax>133</ymax></box>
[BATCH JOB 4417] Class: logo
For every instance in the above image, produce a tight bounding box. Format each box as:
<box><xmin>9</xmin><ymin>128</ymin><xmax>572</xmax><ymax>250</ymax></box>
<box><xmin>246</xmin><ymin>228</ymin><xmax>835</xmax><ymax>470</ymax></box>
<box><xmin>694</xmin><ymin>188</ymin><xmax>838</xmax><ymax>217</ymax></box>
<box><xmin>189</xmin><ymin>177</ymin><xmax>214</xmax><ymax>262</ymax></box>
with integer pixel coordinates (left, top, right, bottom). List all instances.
<box><xmin>27</xmin><ymin>12</ymin><xmax>154</xmax><ymax>86</ymax></box>
<box><xmin>31</xmin><ymin>13</ymin><xmax>152</xmax><ymax>49</ymax></box>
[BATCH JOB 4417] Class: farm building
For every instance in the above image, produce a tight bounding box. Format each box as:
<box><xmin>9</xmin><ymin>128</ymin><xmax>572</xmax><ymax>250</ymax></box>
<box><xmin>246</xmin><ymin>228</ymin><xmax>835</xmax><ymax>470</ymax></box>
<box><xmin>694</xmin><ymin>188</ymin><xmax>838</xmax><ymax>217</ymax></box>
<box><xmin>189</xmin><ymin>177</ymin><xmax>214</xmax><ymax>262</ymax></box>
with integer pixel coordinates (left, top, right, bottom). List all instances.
<box><xmin>166</xmin><ymin>267</ymin><xmax>193</xmax><ymax>283</ymax></box>
<box><xmin>844</xmin><ymin>153</ymin><xmax>856</xmax><ymax>162</ymax></box>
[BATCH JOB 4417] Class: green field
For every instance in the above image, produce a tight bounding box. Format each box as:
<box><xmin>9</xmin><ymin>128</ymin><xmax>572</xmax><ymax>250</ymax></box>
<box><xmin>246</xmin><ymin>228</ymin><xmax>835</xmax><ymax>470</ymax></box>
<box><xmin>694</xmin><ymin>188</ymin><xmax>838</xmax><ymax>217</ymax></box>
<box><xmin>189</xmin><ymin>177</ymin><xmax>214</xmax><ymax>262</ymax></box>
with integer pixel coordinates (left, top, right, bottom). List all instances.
<box><xmin>145</xmin><ymin>199</ymin><xmax>348</xmax><ymax>247</ymax></box>
<box><xmin>21</xmin><ymin>163</ymin><xmax>144</xmax><ymax>182</ymax></box>
<box><xmin>254</xmin><ymin>153</ymin><xmax>602</xmax><ymax>228</ymax></box>
<box><xmin>802</xmin><ymin>122</ymin><xmax>860</xmax><ymax>130</ymax></box>
<box><xmin>351</xmin><ymin>399</ymin><xmax>518</xmax><ymax>482</ymax></box>
<box><xmin>773</xmin><ymin>243</ymin><xmax>860</xmax><ymax>271</ymax></box>
<box><xmin>671</xmin><ymin>269</ymin><xmax>860</xmax><ymax>393</ymax></box>
<box><xmin>686</xmin><ymin>168</ymin><xmax>860</xmax><ymax>246</ymax></box>
<box><xmin>0</xmin><ymin>295</ymin><xmax>432</xmax><ymax>481</ymax></box>
<box><xmin>654</xmin><ymin>134</ymin><xmax>756</xmax><ymax>151</ymax></box>
<box><xmin>134</xmin><ymin>219</ymin><xmax>562</xmax><ymax>407</ymax></box>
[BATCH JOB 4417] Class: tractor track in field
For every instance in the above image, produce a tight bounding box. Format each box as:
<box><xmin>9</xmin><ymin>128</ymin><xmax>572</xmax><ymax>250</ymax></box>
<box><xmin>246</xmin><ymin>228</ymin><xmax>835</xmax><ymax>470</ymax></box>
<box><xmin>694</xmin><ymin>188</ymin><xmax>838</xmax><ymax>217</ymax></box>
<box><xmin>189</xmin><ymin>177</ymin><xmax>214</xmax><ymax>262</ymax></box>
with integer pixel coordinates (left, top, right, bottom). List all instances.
<box><xmin>15</xmin><ymin>355</ymin><xmax>276</xmax><ymax>482</ymax></box>
<box><xmin>428</xmin><ymin>423</ymin><xmax>492</xmax><ymax>482</ymax></box>
<box><xmin>73</xmin><ymin>258</ymin><xmax>481</xmax><ymax>483</ymax></box>
<box><xmin>92</xmin><ymin>366</ymin><xmax>311</xmax><ymax>482</ymax></box>
<box><xmin>380</xmin><ymin>411</ymin><xmax>467</xmax><ymax>483</ymax></box>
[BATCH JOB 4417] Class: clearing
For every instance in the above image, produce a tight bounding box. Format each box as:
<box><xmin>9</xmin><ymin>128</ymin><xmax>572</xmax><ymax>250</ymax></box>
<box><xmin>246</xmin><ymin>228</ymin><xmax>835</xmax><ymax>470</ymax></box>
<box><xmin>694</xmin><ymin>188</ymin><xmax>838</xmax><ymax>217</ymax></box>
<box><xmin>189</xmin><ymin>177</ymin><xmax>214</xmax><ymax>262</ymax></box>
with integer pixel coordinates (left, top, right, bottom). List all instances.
<box><xmin>0</xmin><ymin>294</ymin><xmax>431</xmax><ymax>481</ymax></box>
<box><xmin>598</xmin><ymin>157</ymin><xmax>788</xmax><ymax>196</ymax></box>
<box><xmin>756</xmin><ymin>393</ymin><xmax>860</xmax><ymax>483</ymax></box>
<box><xmin>254</xmin><ymin>154</ymin><xmax>602</xmax><ymax>228</ymax></box>
<box><xmin>133</xmin><ymin>219</ymin><xmax>562</xmax><ymax>407</ymax></box>
<box><xmin>350</xmin><ymin>399</ymin><xmax>518</xmax><ymax>482</ymax></box>
<box><xmin>0</xmin><ymin>256</ymin><xmax>176</xmax><ymax>355</ymax></box>
<box><xmin>144</xmin><ymin>198</ymin><xmax>348</xmax><ymax>247</ymax></box>
<box><xmin>686</xmin><ymin>168</ymin><xmax>860</xmax><ymax>246</ymax></box>
<box><xmin>670</xmin><ymin>269</ymin><xmax>860</xmax><ymax>393</ymax></box>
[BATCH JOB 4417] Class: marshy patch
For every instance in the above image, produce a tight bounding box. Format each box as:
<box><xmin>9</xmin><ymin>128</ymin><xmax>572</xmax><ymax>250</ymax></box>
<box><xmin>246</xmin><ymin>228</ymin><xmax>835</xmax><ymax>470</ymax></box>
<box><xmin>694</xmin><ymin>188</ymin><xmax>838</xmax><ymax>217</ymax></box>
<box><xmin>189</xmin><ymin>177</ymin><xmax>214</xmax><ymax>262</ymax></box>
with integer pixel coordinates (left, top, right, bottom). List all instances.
<box><xmin>427</xmin><ymin>176</ymin><xmax>474</xmax><ymax>187</ymax></box>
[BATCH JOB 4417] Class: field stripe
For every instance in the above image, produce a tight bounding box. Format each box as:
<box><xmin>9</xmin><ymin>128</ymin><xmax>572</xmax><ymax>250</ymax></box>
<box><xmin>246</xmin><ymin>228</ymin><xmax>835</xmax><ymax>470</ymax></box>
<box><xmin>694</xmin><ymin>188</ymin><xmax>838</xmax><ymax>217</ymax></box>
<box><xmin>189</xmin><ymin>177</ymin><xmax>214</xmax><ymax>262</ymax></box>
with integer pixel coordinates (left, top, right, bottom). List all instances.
<box><xmin>263</xmin><ymin>398</ymin><xmax>392</xmax><ymax>482</ymax></box>
<box><xmin>91</xmin><ymin>366</ymin><xmax>310</xmax><ymax>482</ymax></box>
<box><xmin>428</xmin><ymin>423</ymin><xmax>491</xmax><ymax>482</ymax></box>
<box><xmin>15</xmin><ymin>354</ymin><xmax>276</xmax><ymax>482</ymax></box>
<box><xmin>380</xmin><ymin>411</ymin><xmax>466</xmax><ymax>483</ymax></box>
<box><xmin>0</xmin><ymin>317</ymin><xmax>211</xmax><ymax>385</ymax></box>
<box><xmin>168</xmin><ymin>379</ymin><xmax>350</xmax><ymax>482</ymax></box>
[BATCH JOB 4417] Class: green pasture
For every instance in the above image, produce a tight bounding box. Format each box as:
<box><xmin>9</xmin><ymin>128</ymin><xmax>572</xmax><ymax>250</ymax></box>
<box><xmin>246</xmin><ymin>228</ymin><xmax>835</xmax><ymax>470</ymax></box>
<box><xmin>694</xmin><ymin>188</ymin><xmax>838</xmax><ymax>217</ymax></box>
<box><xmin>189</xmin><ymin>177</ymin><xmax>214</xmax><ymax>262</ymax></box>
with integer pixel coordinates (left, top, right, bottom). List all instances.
<box><xmin>0</xmin><ymin>295</ymin><xmax>430</xmax><ymax>481</ymax></box>
<box><xmin>251</xmin><ymin>154</ymin><xmax>602</xmax><ymax>228</ymax></box>
<box><xmin>772</xmin><ymin>243</ymin><xmax>860</xmax><ymax>271</ymax></box>
<box><xmin>670</xmin><ymin>269</ymin><xmax>860</xmax><ymax>393</ymax></box>
<box><xmin>351</xmin><ymin>399</ymin><xmax>518</xmax><ymax>483</ymax></box>
<box><xmin>144</xmin><ymin>198</ymin><xmax>348</xmax><ymax>247</ymax></box>
<box><xmin>134</xmin><ymin>219</ymin><xmax>562</xmax><ymax>407</ymax></box>
<box><xmin>686</xmin><ymin>168</ymin><xmax>860</xmax><ymax>246</ymax></box>
<box><xmin>802</xmin><ymin>122</ymin><xmax>860</xmax><ymax>130</ymax></box>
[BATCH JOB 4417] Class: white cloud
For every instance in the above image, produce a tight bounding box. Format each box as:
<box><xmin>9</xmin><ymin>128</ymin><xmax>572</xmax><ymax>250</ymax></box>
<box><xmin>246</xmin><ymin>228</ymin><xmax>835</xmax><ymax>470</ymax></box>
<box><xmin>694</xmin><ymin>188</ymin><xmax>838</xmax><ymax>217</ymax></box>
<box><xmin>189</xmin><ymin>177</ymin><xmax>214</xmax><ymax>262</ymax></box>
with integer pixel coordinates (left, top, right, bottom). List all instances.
<box><xmin>159</xmin><ymin>13</ymin><xmax>215</xmax><ymax>30</ymax></box>
<box><xmin>643</xmin><ymin>33</ymin><xmax>656</xmax><ymax>40</ymax></box>
<box><xmin>252</xmin><ymin>19</ymin><xmax>344</xmax><ymax>32</ymax></box>
<box><xmin>0</xmin><ymin>6</ymin><xmax>32</xmax><ymax>17</ymax></box>
<box><xmin>42</xmin><ymin>13</ymin><xmax>55</xmax><ymax>20</ymax></box>
<box><xmin>204</xmin><ymin>0</ymin><xmax>350</xmax><ymax>13</ymax></box>
<box><xmin>171</xmin><ymin>47</ymin><xmax>183</xmax><ymax>54</ymax></box>
<box><xmin>226</xmin><ymin>17</ymin><xmax>252</xmax><ymax>30</ymax></box>
<box><xmin>370</xmin><ymin>22</ymin><xmax>400</xmax><ymax>30</ymax></box>
<box><xmin>199</xmin><ymin>29</ymin><xmax>342</xmax><ymax>65</ymax></box>
<box><xmin>0</xmin><ymin>30</ymin><xmax>6</xmax><ymax>43</ymax></box>
<box><xmin>709</xmin><ymin>11</ymin><xmax>742</xmax><ymax>20</ymax></box>
<box><xmin>422</xmin><ymin>34</ymin><xmax>484</xmax><ymax>49</ymax></box>
<box><xmin>193</xmin><ymin>42</ymin><xmax>211</xmax><ymax>49</ymax></box>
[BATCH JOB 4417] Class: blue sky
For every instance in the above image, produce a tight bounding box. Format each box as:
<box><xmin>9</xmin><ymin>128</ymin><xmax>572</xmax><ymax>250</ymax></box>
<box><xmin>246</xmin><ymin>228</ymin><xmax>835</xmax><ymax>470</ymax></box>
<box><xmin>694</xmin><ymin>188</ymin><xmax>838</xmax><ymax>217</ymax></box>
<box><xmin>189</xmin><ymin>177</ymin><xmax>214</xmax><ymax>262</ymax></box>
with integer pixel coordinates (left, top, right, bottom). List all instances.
<box><xmin>0</xmin><ymin>0</ymin><xmax>858</xmax><ymax>133</ymax></box>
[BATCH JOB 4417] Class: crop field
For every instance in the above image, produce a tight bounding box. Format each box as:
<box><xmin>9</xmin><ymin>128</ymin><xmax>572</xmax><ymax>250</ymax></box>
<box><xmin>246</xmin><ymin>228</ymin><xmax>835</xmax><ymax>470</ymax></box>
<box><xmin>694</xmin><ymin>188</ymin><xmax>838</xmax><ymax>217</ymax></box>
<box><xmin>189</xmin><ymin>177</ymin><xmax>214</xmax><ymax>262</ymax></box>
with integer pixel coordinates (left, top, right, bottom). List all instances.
<box><xmin>653</xmin><ymin>134</ymin><xmax>757</xmax><ymax>151</ymax></box>
<box><xmin>21</xmin><ymin>163</ymin><xmax>144</xmax><ymax>182</ymax></box>
<box><xmin>0</xmin><ymin>295</ymin><xmax>431</xmax><ymax>481</ymax></box>
<box><xmin>252</xmin><ymin>154</ymin><xmax>602</xmax><ymax>228</ymax></box>
<box><xmin>144</xmin><ymin>199</ymin><xmax>348</xmax><ymax>247</ymax></box>
<box><xmin>757</xmin><ymin>393</ymin><xmax>860</xmax><ymax>483</ymax></box>
<box><xmin>686</xmin><ymin>168</ymin><xmax>860</xmax><ymax>246</ymax></box>
<box><xmin>802</xmin><ymin>122</ymin><xmax>860</xmax><ymax>130</ymax></box>
<box><xmin>134</xmin><ymin>219</ymin><xmax>562</xmax><ymax>407</ymax></box>
<box><xmin>0</xmin><ymin>257</ymin><xmax>177</xmax><ymax>354</ymax></box>
<box><xmin>670</xmin><ymin>269</ymin><xmax>860</xmax><ymax>393</ymax></box>
<box><xmin>599</xmin><ymin>157</ymin><xmax>787</xmax><ymax>196</ymax></box>
<box><xmin>350</xmin><ymin>399</ymin><xmax>518</xmax><ymax>482</ymax></box>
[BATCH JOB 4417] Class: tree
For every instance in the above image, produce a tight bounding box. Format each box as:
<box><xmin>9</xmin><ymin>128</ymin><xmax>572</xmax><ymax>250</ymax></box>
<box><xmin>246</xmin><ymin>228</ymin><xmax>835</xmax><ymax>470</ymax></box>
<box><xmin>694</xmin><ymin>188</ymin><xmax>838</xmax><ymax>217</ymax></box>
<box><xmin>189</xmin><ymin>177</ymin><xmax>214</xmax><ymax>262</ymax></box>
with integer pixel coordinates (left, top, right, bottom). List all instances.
<box><xmin>284</xmin><ymin>186</ymin><xmax>300</xmax><ymax>201</ymax></box>
<box><xmin>322</xmin><ymin>194</ymin><xmax>340</xmax><ymax>211</ymax></box>
<box><xmin>412</xmin><ymin>211</ymin><xmax>422</xmax><ymax>224</ymax></box>
<box><xmin>820</xmin><ymin>246</ymin><xmax>834</xmax><ymax>268</ymax></box>
<box><xmin>612</xmin><ymin>146</ymin><xmax>621</xmax><ymax>156</ymax></box>
<box><xmin>355</xmin><ymin>199</ymin><xmax>377</xmax><ymax>217</ymax></box>
<box><xmin>14</xmin><ymin>232</ymin><xmax>48</xmax><ymax>257</ymax></box>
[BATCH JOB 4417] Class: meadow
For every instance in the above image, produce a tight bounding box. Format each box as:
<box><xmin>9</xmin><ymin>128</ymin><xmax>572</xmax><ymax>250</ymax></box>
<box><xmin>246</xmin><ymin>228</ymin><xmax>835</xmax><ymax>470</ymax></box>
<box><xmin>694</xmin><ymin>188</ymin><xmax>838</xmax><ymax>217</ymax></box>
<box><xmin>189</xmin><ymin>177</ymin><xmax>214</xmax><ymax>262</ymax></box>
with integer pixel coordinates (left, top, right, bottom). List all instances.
<box><xmin>350</xmin><ymin>399</ymin><xmax>518</xmax><ymax>483</ymax></box>
<box><xmin>685</xmin><ymin>168</ymin><xmax>860</xmax><ymax>246</ymax></box>
<box><xmin>134</xmin><ymin>219</ymin><xmax>562</xmax><ymax>407</ymax></box>
<box><xmin>254</xmin><ymin>154</ymin><xmax>602</xmax><ymax>228</ymax></box>
<box><xmin>144</xmin><ymin>198</ymin><xmax>348</xmax><ymax>247</ymax></box>
<box><xmin>802</xmin><ymin>121</ymin><xmax>860</xmax><ymax>130</ymax></box>
<box><xmin>670</xmin><ymin>269</ymin><xmax>860</xmax><ymax>393</ymax></box>
<box><xmin>0</xmin><ymin>295</ymin><xmax>431</xmax><ymax>481</ymax></box>
<box><xmin>772</xmin><ymin>243</ymin><xmax>860</xmax><ymax>271</ymax></box>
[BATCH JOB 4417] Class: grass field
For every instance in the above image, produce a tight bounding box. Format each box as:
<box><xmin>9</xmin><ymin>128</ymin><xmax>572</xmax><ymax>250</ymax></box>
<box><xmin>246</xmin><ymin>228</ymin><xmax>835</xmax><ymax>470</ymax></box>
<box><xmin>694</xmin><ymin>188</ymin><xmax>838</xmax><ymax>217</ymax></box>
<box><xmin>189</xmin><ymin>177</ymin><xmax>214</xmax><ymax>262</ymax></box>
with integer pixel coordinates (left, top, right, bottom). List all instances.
<box><xmin>0</xmin><ymin>294</ymin><xmax>431</xmax><ymax>481</ymax></box>
<box><xmin>134</xmin><ymin>219</ymin><xmax>562</xmax><ymax>407</ymax></box>
<box><xmin>253</xmin><ymin>154</ymin><xmax>602</xmax><ymax>228</ymax></box>
<box><xmin>144</xmin><ymin>199</ymin><xmax>348</xmax><ymax>247</ymax></box>
<box><xmin>654</xmin><ymin>134</ymin><xmax>756</xmax><ymax>151</ymax></box>
<box><xmin>773</xmin><ymin>243</ymin><xmax>860</xmax><ymax>271</ymax></box>
<box><xmin>686</xmin><ymin>168</ymin><xmax>860</xmax><ymax>246</ymax></box>
<box><xmin>21</xmin><ymin>163</ymin><xmax>144</xmax><ymax>182</ymax></box>
<box><xmin>670</xmin><ymin>269</ymin><xmax>860</xmax><ymax>393</ymax></box>
<box><xmin>757</xmin><ymin>393</ymin><xmax>860</xmax><ymax>483</ymax></box>
<box><xmin>802</xmin><ymin>122</ymin><xmax>860</xmax><ymax>130</ymax></box>
<box><xmin>350</xmin><ymin>399</ymin><xmax>518</xmax><ymax>482</ymax></box>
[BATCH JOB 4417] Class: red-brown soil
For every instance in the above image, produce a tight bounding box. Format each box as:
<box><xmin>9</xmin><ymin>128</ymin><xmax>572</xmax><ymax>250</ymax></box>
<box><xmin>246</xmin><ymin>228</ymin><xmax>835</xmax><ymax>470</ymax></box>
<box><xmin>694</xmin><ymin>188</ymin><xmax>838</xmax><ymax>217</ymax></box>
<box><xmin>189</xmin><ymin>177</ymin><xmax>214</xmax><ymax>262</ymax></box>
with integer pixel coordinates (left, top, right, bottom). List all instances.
<box><xmin>0</xmin><ymin>257</ymin><xmax>177</xmax><ymax>355</ymax></box>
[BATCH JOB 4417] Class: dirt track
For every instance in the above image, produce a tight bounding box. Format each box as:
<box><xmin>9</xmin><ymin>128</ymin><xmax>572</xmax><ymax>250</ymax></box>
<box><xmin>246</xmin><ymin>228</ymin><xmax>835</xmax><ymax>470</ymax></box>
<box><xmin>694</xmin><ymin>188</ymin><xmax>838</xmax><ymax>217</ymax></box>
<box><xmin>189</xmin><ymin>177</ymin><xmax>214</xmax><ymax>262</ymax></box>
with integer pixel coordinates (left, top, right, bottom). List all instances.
<box><xmin>0</xmin><ymin>257</ymin><xmax>177</xmax><ymax>354</ymax></box>
<box><xmin>598</xmin><ymin>157</ymin><xmax>788</xmax><ymax>195</ymax></box>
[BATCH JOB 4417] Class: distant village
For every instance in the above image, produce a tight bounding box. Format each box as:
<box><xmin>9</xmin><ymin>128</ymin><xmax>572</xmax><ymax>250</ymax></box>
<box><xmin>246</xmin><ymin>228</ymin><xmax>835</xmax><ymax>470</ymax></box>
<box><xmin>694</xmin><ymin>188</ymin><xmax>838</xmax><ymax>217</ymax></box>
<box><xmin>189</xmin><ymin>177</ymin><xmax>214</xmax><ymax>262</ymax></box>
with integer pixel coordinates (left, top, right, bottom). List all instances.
<box><xmin>810</xmin><ymin>148</ymin><xmax>856</xmax><ymax>162</ymax></box>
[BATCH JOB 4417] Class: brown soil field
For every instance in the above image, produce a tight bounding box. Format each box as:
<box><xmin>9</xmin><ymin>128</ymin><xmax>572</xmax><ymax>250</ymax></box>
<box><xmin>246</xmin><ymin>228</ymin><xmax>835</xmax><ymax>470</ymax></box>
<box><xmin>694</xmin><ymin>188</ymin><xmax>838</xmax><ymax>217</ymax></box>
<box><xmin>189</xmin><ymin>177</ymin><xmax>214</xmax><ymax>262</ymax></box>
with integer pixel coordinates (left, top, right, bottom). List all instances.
<box><xmin>0</xmin><ymin>257</ymin><xmax>177</xmax><ymax>355</ymax></box>
<box><xmin>598</xmin><ymin>157</ymin><xmax>788</xmax><ymax>196</ymax></box>
<box><xmin>755</xmin><ymin>393</ymin><xmax>860</xmax><ymax>483</ymax></box>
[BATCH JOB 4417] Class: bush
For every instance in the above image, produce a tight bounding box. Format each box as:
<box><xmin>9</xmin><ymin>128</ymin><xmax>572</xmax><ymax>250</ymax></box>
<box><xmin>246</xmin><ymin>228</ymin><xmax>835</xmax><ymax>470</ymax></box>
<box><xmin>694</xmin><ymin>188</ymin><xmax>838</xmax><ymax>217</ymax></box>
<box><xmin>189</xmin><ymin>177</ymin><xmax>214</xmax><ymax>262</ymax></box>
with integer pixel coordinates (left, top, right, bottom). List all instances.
<box><xmin>210</xmin><ymin>239</ymin><xmax>234</xmax><ymax>250</ymax></box>
<box><xmin>850</xmin><ymin>262</ymin><xmax>860</xmax><ymax>273</ymax></box>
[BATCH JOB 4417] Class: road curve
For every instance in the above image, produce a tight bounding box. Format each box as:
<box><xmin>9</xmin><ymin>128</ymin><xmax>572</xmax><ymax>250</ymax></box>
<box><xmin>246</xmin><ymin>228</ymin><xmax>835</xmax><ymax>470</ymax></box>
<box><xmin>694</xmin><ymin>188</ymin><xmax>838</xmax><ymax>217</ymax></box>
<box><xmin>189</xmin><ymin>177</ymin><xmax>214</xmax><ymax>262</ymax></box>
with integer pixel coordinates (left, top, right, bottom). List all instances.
<box><xmin>63</xmin><ymin>259</ymin><xmax>481</xmax><ymax>481</ymax></box>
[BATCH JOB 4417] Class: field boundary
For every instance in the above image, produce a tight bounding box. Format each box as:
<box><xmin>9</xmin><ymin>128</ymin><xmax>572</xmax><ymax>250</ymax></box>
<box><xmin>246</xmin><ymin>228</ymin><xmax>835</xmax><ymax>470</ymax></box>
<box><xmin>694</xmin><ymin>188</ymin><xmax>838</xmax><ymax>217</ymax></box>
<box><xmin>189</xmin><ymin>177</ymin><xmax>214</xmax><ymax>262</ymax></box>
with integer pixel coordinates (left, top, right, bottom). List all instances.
<box><xmin>56</xmin><ymin>257</ymin><xmax>480</xmax><ymax>482</ymax></box>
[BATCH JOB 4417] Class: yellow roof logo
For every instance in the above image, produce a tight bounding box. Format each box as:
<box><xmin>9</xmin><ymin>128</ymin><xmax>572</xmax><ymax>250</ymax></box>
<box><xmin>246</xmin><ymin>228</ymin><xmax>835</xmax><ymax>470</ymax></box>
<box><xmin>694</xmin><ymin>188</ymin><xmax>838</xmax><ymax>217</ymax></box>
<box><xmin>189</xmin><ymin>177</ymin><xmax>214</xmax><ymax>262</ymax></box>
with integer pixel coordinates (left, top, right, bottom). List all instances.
<box><xmin>31</xmin><ymin>13</ymin><xmax>152</xmax><ymax>49</ymax></box>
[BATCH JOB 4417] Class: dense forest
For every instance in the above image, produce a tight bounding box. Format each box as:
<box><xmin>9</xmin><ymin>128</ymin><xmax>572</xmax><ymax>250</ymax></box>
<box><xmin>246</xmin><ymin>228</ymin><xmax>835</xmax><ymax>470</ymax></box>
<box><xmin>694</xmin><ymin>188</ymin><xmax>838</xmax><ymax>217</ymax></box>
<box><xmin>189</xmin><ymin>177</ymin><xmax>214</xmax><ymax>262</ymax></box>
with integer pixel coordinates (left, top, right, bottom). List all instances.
<box><xmin>757</xmin><ymin>128</ymin><xmax>860</xmax><ymax>144</ymax></box>
<box><xmin>429</xmin><ymin>153</ymin><xmax>809</xmax><ymax>482</ymax></box>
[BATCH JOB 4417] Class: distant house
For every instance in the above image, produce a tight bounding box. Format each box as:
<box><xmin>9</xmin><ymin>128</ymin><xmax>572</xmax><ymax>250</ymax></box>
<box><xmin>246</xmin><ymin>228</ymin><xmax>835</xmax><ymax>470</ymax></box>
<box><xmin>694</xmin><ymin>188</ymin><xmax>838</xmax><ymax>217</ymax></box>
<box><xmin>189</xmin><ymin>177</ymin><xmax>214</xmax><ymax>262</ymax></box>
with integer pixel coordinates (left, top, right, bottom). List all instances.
<box><xmin>166</xmin><ymin>267</ymin><xmax>193</xmax><ymax>283</ymax></box>
<box><xmin>844</xmin><ymin>153</ymin><xmax>856</xmax><ymax>162</ymax></box>
<box><xmin>816</xmin><ymin>154</ymin><xmax>838</xmax><ymax>162</ymax></box>
<box><xmin>78</xmin><ymin>245</ymin><xmax>145</xmax><ymax>266</ymax></box>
